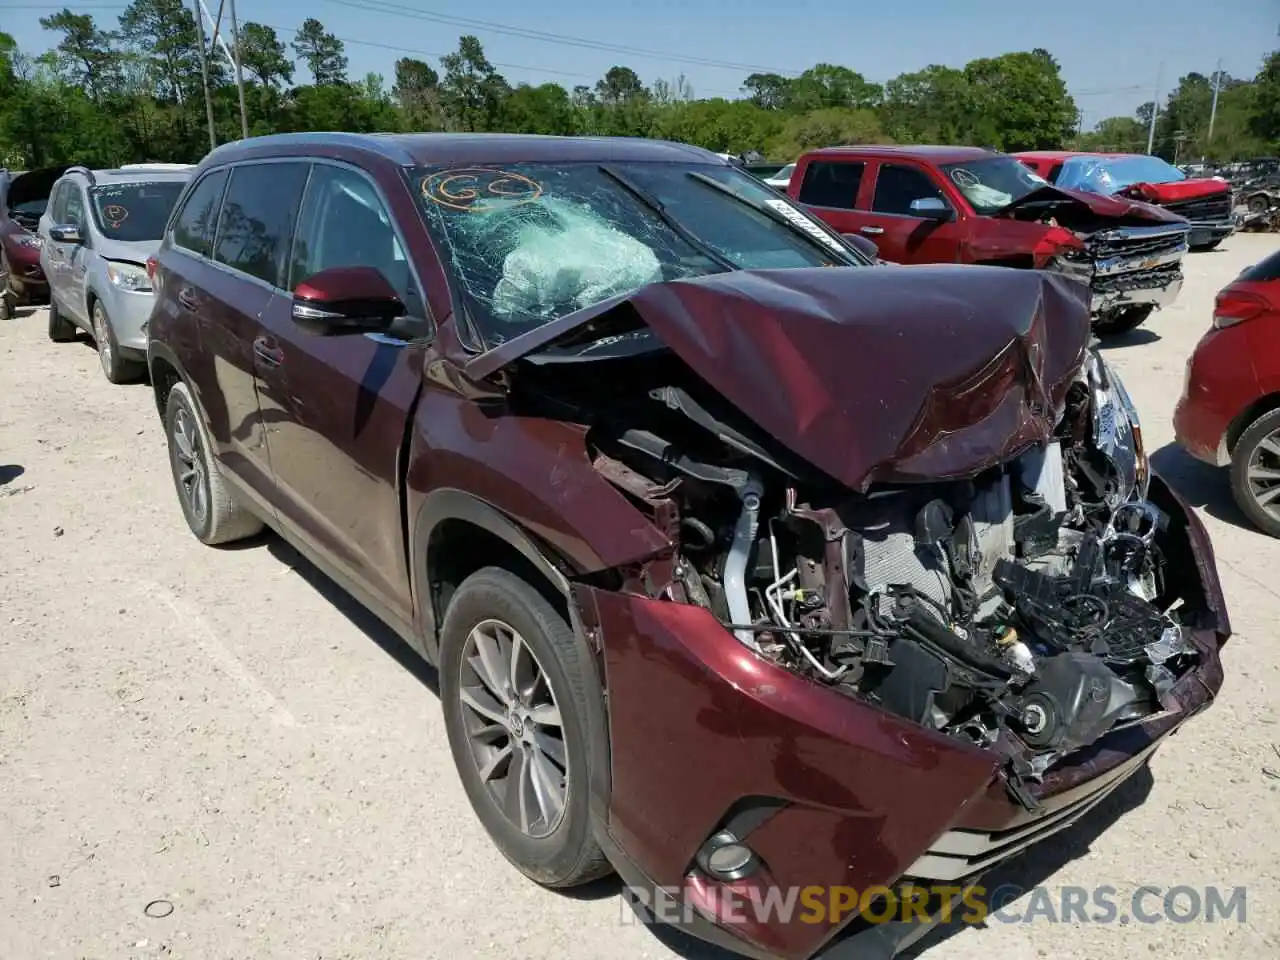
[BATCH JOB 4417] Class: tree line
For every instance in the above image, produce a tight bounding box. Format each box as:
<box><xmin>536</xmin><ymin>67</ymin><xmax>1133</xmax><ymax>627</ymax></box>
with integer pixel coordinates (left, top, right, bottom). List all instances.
<box><xmin>0</xmin><ymin>0</ymin><xmax>1276</xmax><ymax>170</ymax></box>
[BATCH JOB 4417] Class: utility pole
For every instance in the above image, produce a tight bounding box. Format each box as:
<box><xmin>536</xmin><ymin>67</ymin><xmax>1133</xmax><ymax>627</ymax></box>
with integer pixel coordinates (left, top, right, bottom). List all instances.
<box><xmin>195</xmin><ymin>0</ymin><xmax>248</xmax><ymax>142</ymax></box>
<box><xmin>1207</xmin><ymin>57</ymin><xmax>1223</xmax><ymax>144</ymax></box>
<box><xmin>191</xmin><ymin>0</ymin><xmax>216</xmax><ymax>151</ymax></box>
<box><xmin>1146</xmin><ymin>61</ymin><xmax>1163</xmax><ymax>155</ymax></box>
<box><xmin>226</xmin><ymin>0</ymin><xmax>248</xmax><ymax>140</ymax></box>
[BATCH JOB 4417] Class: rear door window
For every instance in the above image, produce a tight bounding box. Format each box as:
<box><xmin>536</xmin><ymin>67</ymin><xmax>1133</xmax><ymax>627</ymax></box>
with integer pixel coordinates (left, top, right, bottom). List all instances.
<box><xmin>213</xmin><ymin>162</ymin><xmax>311</xmax><ymax>287</ymax></box>
<box><xmin>797</xmin><ymin>161</ymin><xmax>865</xmax><ymax>209</ymax></box>
<box><xmin>172</xmin><ymin>169</ymin><xmax>229</xmax><ymax>258</ymax></box>
<box><xmin>871</xmin><ymin>164</ymin><xmax>950</xmax><ymax>217</ymax></box>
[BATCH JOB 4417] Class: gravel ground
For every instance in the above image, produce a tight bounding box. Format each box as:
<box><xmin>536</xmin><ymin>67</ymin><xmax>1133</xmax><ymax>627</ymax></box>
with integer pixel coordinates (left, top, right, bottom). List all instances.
<box><xmin>2</xmin><ymin>235</ymin><xmax>1278</xmax><ymax>960</ymax></box>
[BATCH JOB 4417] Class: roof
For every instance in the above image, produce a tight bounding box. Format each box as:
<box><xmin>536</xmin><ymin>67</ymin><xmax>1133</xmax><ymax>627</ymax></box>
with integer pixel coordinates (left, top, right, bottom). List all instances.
<box><xmin>805</xmin><ymin>144</ymin><xmax>997</xmax><ymax>163</ymax></box>
<box><xmin>66</xmin><ymin>164</ymin><xmax>195</xmax><ymax>184</ymax></box>
<box><xmin>204</xmin><ymin>132</ymin><xmax>728</xmax><ymax>167</ymax></box>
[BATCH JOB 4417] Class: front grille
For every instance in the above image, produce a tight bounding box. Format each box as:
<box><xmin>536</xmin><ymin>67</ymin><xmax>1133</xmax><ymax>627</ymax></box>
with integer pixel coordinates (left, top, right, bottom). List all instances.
<box><xmin>1088</xmin><ymin>225</ymin><xmax>1188</xmax><ymax>261</ymax></box>
<box><xmin>907</xmin><ymin>739</ymin><xmax>1160</xmax><ymax>881</ymax></box>
<box><xmin>1163</xmin><ymin>190</ymin><xmax>1232</xmax><ymax>222</ymax></box>
<box><xmin>1094</xmin><ymin>262</ymin><xmax>1181</xmax><ymax>294</ymax></box>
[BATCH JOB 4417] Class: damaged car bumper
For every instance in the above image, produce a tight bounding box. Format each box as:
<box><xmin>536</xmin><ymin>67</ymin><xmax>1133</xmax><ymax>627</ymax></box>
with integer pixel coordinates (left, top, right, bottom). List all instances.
<box><xmin>577</xmin><ymin>475</ymin><xmax>1225</xmax><ymax>960</ymax></box>
<box><xmin>1187</xmin><ymin>220</ymin><xmax>1236</xmax><ymax>247</ymax></box>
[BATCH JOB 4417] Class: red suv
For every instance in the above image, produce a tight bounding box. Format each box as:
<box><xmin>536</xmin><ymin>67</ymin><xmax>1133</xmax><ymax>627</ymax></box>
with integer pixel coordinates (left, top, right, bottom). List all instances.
<box><xmin>1175</xmin><ymin>247</ymin><xmax>1280</xmax><ymax>536</ymax></box>
<box><xmin>147</xmin><ymin>133</ymin><xmax>1227</xmax><ymax>960</ymax></box>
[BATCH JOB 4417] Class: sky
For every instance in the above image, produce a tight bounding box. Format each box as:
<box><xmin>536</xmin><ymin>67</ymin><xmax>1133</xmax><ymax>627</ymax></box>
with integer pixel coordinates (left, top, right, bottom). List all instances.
<box><xmin>2</xmin><ymin>0</ymin><xmax>1277</xmax><ymax>128</ymax></box>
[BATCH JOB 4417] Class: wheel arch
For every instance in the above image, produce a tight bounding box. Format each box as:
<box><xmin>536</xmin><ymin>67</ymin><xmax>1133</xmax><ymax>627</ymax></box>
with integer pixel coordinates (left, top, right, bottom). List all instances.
<box><xmin>1227</xmin><ymin>391</ymin><xmax>1280</xmax><ymax>456</ymax></box>
<box><xmin>413</xmin><ymin>488</ymin><xmax>614</xmax><ymax>830</ymax></box>
<box><xmin>147</xmin><ymin>340</ymin><xmax>188</xmax><ymax>420</ymax></box>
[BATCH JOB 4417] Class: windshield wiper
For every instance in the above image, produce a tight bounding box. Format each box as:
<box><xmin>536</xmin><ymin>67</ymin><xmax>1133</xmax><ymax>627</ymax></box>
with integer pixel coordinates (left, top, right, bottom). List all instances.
<box><xmin>683</xmin><ymin>171</ymin><xmax>864</xmax><ymax>265</ymax></box>
<box><xmin>597</xmin><ymin>164</ymin><xmax>739</xmax><ymax>273</ymax></box>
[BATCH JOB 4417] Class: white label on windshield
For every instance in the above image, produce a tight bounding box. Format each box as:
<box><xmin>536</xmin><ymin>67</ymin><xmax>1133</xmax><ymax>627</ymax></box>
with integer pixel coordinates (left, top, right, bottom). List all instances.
<box><xmin>764</xmin><ymin>197</ymin><xmax>848</xmax><ymax>255</ymax></box>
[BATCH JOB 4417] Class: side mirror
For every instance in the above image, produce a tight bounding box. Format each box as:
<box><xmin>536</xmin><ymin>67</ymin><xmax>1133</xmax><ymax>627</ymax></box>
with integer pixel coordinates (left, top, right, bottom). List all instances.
<box><xmin>49</xmin><ymin>224</ymin><xmax>82</xmax><ymax>244</ymax></box>
<box><xmin>841</xmin><ymin>233</ymin><xmax>880</xmax><ymax>261</ymax></box>
<box><xmin>291</xmin><ymin>265</ymin><xmax>404</xmax><ymax>335</ymax></box>
<box><xmin>908</xmin><ymin>197</ymin><xmax>952</xmax><ymax>220</ymax></box>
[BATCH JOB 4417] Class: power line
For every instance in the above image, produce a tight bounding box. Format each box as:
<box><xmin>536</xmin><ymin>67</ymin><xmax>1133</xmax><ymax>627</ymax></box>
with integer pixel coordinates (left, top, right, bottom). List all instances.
<box><xmin>320</xmin><ymin>0</ymin><xmax>805</xmax><ymax>77</ymax></box>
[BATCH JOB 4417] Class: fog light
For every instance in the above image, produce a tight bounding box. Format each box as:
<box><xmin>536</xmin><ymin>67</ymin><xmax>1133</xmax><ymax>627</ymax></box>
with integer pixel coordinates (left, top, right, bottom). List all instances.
<box><xmin>695</xmin><ymin>830</ymin><xmax>759</xmax><ymax>881</ymax></box>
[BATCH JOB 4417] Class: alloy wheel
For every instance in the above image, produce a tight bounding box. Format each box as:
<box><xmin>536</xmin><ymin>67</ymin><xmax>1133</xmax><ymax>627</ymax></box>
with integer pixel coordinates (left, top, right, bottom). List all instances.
<box><xmin>93</xmin><ymin>303</ymin><xmax>113</xmax><ymax>376</ymax></box>
<box><xmin>1246</xmin><ymin>427</ymin><xmax>1280</xmax><ymax>522</ymax></box>
<box><xmin>171</xmin><ymin>406</ymin><xmax>209</xmax><ymax>527</ymax></box>
<box><xmin>457</xmin><ymin>618</ymin><xmax>568</xmax><ymax>839</ymax></box>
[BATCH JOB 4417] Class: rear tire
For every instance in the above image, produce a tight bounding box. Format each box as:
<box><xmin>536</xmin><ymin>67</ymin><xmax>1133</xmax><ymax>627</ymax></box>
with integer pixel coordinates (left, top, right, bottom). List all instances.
<box><xmin>1093</xmin><ymin>305</ymin><xmax>1153</xmax><ymax>337</ymax></box>
<box><xmin>1230</xmin><ymin>408</ymin><xmax>1280</xmax><ymax>539</ymax></box>
<box><xmin>439</xmin><ymin>566</ymin><xmax>611</xmax><ymax>889</ymax></box>
<box><xmin>47</xmin><ymin>298</ymin><xmax>76</xmax><ymax>342</ymax></box>
<box><xmin>163</xmin><ymin>380</ymin><xmax>264</xmax><ymax>545</ymax></box>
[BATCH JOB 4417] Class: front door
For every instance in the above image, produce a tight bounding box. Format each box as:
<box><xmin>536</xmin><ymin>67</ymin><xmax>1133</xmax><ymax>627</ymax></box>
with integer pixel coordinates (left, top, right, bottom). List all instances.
<box><xmin>254</xmin><ymin>161</ymin><xmax>427</xmax><ymax>621</ymax></box>
<box><xmin>862</xmin><ymin>162</ymin><xmax>968</xmax><ymax>265</ymax></box>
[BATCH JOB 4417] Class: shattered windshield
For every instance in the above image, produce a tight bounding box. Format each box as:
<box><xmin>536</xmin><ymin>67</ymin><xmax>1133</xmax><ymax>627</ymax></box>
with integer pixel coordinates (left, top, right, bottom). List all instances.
<box><xmin>940</xmin><ymin>156</ymin><xmax>1050</xmax><ymax>215</ymax></box>
<box><xmin>1054</xmin><ymin>155</ymin><xmax>1185</xmax><ymax>195</ymax></box>
<box><xmin>412</xmin><ymin>161</ymin><xmax>863</xmax><ymax>346</ymax></box>
<box><xmin>90</xmin><ymin>180</ymin><xmax>187</xmax><ymax>242</ymax></box>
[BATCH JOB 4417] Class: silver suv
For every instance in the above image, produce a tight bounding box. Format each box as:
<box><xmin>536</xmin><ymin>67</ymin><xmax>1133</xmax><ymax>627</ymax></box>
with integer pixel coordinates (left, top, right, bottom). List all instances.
<box><xmin>39</xmin><ymin>164</ymin><xmax>193</xmax><ymax>382</ymax></box>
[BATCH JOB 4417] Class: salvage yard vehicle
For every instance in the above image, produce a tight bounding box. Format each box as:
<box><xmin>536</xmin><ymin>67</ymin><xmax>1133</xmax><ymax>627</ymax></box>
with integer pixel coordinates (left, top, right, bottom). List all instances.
<box><xmin>0</xmin><ymin>165</ymin><xmax>71</xmax><ymax>319</ymax></box>
<box><xmin>148</xmin><ymin>133</ymin><xmax>1229</xmax><ymax>960</ymax></box>
<box><xmin>1175</xmin><ymin>246</ymin><xmax>1280</xmax><ymax>537</ymax></box>
<box><xmin>788</xmin><ymin>145</ymin><xmax>1193</xmax><ymax>336</ymax></box>
<box><xmin>1015</xmin><ymin>151</ymin><xmax>1235</xmax><ymax>251</ymax></box>
<box><xmin>38</xmin><ymin>163</ymin><xmax>194</xmax><ymax>382</ymax></box>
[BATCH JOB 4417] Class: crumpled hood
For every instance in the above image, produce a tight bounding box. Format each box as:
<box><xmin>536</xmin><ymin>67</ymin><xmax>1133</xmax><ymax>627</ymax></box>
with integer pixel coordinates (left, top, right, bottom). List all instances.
<box><xmin>994</xmin><ymin>183</ymin><xmax>1188</xmax><ymax>225</ymax></box>
<box><xmin>468</xmin><ymin>265</ymin><xmax>1093</xmax><ymax>491</ymax></box>
<box><xmin>1115</xmin><ymin>178</ymin><xmax>1231</xmax><ymax>205</ymax></box>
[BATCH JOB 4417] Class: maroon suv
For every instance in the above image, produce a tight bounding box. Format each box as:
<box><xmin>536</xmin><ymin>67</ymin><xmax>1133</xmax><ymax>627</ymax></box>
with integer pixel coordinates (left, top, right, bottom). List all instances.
<box><xmin>146</xmin><ymin>133</ymin><xmax>1228</xmax><ymax>960</ymax></box>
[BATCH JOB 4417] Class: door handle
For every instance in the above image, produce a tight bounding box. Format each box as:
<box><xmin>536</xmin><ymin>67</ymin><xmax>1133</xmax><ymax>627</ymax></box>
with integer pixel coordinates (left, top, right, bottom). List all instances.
<box><xmin>177</xmin><ymin>288</ymin><xmax>198</xmax><ymax>311</ymax></box>
<box><xmin>860</xmin><ymin>225</ymin><xmax>885</xmax><ymax>235</ymax></box>
<box><xmin>253</xmin><ymin>337</ymin><xmax>284</xmax><ymax>367</ymax></box>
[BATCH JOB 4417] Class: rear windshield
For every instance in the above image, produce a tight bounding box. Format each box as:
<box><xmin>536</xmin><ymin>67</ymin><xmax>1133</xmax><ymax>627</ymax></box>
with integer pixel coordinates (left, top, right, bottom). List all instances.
<box><xmin>90</xmin><ymin>180</ymin><xmax>187</xmax><ymax>242</ymax></box>
<box><xmin>412</xmin><ymin>161</ymin><xmax>866</xmax><ymax>347</ymax></box>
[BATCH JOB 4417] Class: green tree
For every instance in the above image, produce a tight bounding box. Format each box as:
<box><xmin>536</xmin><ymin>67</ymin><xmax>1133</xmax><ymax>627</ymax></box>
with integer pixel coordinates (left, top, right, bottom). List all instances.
<box><xmin>742</xmin><ymin>72</ymin><xmax>791</xmax><ymax>110</ymax></box>
<box><xmin>393</xmin><ymin>57</ymin><xmax>445</xmax><ymax>131</ymax></box>
<box><xmin>439</xmin><ymin>35</ymin><xmax>507</xmax><ymax>132</ymax></box>
<box><xmin>961</xmin><ymin>51</ymin><xmax>1077</xmax><ymax>150</ymax></box>
<box><xmin>1251</xmin><ymin>50</ymin><xmax>1280</xmax><ymax>145</ymax></box>
<box><xmin>237</xmin><ymin>23</ymin><xmax>293</xmax><ymax>89</ymax></box>
<box><xmin>118</xmin><ymin>0</ymin><xmax>201</xmax><ymax>103</ymax></box>
<box><xmin>292</xmin><ymin>18</ymin><xmax>346</xmax><ymax>86</ymax></box>
<box><xmin>787</xmin><ymin>64</ymin><xmax>881</xmax><ymax>111</ymax></box>
<box><xmin>38</xmin><ymin>9</ymin><xmax>121</xmax><ymax>101</ymax></box>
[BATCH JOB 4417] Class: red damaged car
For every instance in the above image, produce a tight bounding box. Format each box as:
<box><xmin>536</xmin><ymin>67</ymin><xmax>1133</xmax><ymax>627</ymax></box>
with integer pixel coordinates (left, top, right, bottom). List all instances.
<box><xmin>1016</xmin><ymin>151</ymin><xmax>1235</xmax><ymax>251</ymax></box>
<box><xmin>0</xmin><ymin>165</ymin><xmax>69</xmax><ymax>318</ymax></box>
<box><xmin>147</xmin><ymin>134</ymin><xmax>1228</xmax><ymax>960</ymax></box>
<box><xmin>1175</xmin><ymin>246</ymin><xmax>1280</xmax><ymax>537</ymax></box>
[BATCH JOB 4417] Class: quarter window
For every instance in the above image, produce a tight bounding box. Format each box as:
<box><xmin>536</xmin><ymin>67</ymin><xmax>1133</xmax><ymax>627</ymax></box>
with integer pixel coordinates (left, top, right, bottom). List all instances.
<box><xmin>49</xmin><ymin>182</ymin><xmax>69</xmax><ymax>224</ymax></box>
<box><xmin>213</xmin><ymin>162</ymin><xmax>310</xmax><ymax>286</ymax></box>
<box><xmin>797</xmin><ymin>161</ymin><xmax>865</xmax><ymax>209</ymax></box>
<box><xmin>871</xmin><ymin>164</ymin><xmax>950</xmax><ymax>217</ymax></box>
<box><xmin>289</xmin><ymin>164</ymin><xmax>411</xmax><ymax>302</ymax></box>
<box><xmin>172</xmin><ymin>169</ymin><xmax>228</xmax><ymax>257</ymax></box>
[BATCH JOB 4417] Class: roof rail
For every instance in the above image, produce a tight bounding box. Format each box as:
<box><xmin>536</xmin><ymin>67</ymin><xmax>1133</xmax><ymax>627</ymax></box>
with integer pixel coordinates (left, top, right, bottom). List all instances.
<box><xmin>64</xmin><ymin>165</ymin><xmax>97</xmax><ymax>185</ymax></box>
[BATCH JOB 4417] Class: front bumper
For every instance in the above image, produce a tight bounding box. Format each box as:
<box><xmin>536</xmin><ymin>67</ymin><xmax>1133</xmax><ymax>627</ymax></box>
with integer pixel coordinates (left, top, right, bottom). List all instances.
<box><xmin>97</xmin><ymin>284</ymin><xmax>157</xmax><ymax>354</ymax></box>
<box><xmin>4</xmin><ymin>243</ymin><xmax>49</xmax><ymax>302</ymax></box>
<box><xmin>1188</xmin><ymin>220</ymin><xmax>1236</xmax><ymax>247</ymax></box>
<box><xmin>1091</xmin><ymin>268</ymin><xmax>1183</xmax><ymax>315</ymax></box>
<box><xmin>579</xmin><ymin>474</ymin><xmax>1227</xmax><ymax>960</ymax></box>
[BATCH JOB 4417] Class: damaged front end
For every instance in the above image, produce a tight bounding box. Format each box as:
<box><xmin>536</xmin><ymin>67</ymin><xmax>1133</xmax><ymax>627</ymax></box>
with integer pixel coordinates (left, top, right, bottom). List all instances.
<box><xmin>486</xmin><ymin>265</ymin><xmax>1228</xmax><ymax>959</ymax></box>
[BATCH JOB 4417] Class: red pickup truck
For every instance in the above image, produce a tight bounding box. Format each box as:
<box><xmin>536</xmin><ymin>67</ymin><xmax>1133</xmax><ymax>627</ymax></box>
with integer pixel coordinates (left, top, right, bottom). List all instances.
<box><xmin>1015</xmin><ymin>151</ymin><xmax>1235</xmax><ymax>251</ymax></box>
<box><xmin>787</xmin><ymin>145</ymin><xmax>1193</xmax><ymax>335</ymax></box>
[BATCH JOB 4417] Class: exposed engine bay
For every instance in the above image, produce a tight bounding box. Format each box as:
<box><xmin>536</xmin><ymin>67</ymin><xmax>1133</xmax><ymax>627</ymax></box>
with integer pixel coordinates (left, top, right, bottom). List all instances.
<box><xmin>531</xmin><ymin>344</ymin><xmax>1200</xmax><ymax>808</ymax></box>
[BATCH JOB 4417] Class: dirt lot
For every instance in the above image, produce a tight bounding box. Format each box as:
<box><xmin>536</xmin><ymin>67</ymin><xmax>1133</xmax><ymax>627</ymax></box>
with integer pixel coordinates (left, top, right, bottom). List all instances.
<box><xmin>2</xmin><ymin>235</ymin><xmax>1279</xmax><ymax>960</ymax></box>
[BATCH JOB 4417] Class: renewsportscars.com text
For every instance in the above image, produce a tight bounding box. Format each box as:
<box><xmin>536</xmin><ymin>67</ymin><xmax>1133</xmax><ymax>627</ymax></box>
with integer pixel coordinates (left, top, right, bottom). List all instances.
<box><xmin>621</xmin><ymin>883</ymin><xmax>1248</xmax><ymax>927</ymax></box>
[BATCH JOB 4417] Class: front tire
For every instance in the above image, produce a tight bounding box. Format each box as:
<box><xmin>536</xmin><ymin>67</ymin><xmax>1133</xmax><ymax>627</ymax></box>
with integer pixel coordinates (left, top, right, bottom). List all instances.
<box><xmin>1230</xmin><ymin>408</ymin><xmax>1280</xmax><ymax>538</ymax></box>
<box><xmin>47</xmin><ymin>298</ymin><xmax>76</xmax><ymax>342</ymax></box>
<box><xmin>163</xmin><ymin>380</ymin><xmax>263</xmax><ymax>545</ymax></box>
<box><xmin>92</xmin><ymin>299</ymin><xmax>145</xmax><ymax>384</ymax></box>
<box><xmin>439</xmin><ymin>566</ymin><xmax>610</xmax><ymax>889</ymax></box>
<box><xmin>1093</xmin><ymin>304</ymin><xmax>1153</xmax><ymax>337</ymax></box>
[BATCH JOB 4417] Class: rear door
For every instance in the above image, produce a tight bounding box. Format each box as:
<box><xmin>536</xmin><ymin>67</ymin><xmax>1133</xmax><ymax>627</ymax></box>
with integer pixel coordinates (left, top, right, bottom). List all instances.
<box><xmin>863</xmin><ymin>161</ymin><xmax>968</xmax><ymax>264</ymax></box>
<box><xmin>254</xmin><ymin>160</ymin><xmax>428</xmax><ymax>621</ymax></box>
<box><xmin>204</xmin><ymin>160</ymin><xmax>312</xmax><ymax>512</ymax></box>
<box><xmin>791</xmin><ymin>158</ymin><xmax>874</xmax><ymax>237</ymax></box>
